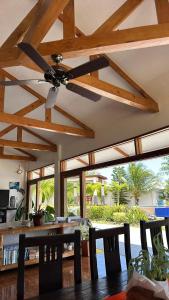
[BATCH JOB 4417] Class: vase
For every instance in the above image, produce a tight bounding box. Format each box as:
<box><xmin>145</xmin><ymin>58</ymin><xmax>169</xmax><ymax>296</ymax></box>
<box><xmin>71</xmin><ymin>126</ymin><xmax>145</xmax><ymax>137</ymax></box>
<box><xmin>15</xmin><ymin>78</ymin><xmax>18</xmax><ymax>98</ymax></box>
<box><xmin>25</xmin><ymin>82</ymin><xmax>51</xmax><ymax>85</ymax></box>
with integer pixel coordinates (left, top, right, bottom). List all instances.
<box><xmin>33</xmin><ymin>215</ymin><xmax>43</xmax><ymax>226</ymax></box>
<box><xmin>154</xmin><ymin>279</ymin><xmax>169</xmax><ymax>295</ymax></box>
<box><xmin>81</xmin><ymin>240</ymin><xmax>89</xmax><ymax>257</ymax></box>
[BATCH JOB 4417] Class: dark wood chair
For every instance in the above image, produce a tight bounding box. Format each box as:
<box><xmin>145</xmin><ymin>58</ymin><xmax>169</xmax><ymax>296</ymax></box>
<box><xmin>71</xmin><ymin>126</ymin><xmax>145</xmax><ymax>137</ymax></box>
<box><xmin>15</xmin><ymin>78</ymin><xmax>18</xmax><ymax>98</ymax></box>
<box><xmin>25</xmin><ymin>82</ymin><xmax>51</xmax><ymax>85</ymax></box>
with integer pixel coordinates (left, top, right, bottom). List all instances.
<box><xmin>140</xmin><ymin>218</ymin><xmax>169</xmax><ymax>255</ymax></box>
<box><xmin>89</xmin><ymin>223</ymin><xmax>131</xmax><ymax>280</ymax></box>
<box><xmin>17</xmin><ymin>230</ymin><xmax>81</xmax><ymax>300</ymax></box>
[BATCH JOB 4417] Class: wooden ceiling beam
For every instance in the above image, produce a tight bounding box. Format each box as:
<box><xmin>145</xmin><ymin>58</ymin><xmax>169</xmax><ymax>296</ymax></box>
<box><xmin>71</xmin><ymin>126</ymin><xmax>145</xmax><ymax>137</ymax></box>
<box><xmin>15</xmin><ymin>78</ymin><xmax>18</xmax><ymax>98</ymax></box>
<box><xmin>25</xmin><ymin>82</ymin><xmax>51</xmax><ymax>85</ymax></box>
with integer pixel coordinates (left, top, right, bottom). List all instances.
<box><xmin>0</xmin><ymin>71</ymin><xmax>92</xmax><ymax>143</ymax></box>
<box><xmin>45</xmin><ymin>108</ymin><xmax>51</xmax><ymax>122</ymax></box>
<box><xmin>72</xmin><ymin>74</ymin><xmax>159</xmax><ymax>112</ymax></box>
<box><xmin>2</xmin><ymin>70</ymin><xmax>46</xmax><ymax>100</ymax></box>
<box><xmin>59</xmin><ymin>18</ymin><xmax>156</xmax><ymax>103</ymax></box>
<box><xmin>59</xmin><ymin>14</ymin><xmax>86</xmax><ymax>38</ymax></box>
<box><xmin>0</xmin><ymin>112</ymin><xmax>94</xmax><ymax>138</ymax></box>
<box><xmin>93</xmin><ymin>0</ymin><xmax>143</xmax><ymax>35</ymax></box>
<box><xmin>15</xmin><ymin>148</ymin><xmax>37</xmax><ymax>161</ymax></box>
<box><xmin>0</xmin><ymin>71</ymin><xmax>52</xmax><ymax>144</ymax></box>
<box><xmin>63</xmin><ymin>0</ymin><xmax>75</xmax><ymax>38</ymax></box>
<box><xmin>17</xmin><ymin>127</ymin><xmax>22</xmax><ymax>142</ymax></box>
<box><xmin>0</xmin><ymin>153</ymin><xmax>36</xmax><ymax>161</ymax></box>
<box><xmin>1</xmin><ymin>2</ymin><xmax>39</xmax><ymax>49</ymax></box>
<box><xmin>53</xmin><ymin>105</ymin><xmax>92</xmax><ymax>131</ymax></box>
<box><xmin>0</xmin><ymin>98</ymin><xmax>45</xmax><ymax>138</ymax></box>
<box><xmin>38</xmin><ymin>23</ymin><xmax>169</xmax><ymax>59</ymax></box>
<box><xmin>155</xmin><ymin>0</ymin><xmax>169</xmax><ymax>24</ymax></box>
<box><xmin>90</xmin><ymin>55</ymin><xmax>99</xmax><ymax>78</ymax></box>
<box><xmin>102</xmin><ymin>54</ymin><xmax>155</xmax><ymax>101</ymax></box>
<box><xmin>2</xmin><ymin>70</ymin><xmax>93</xmax><ymax>134</ymax></box>
<box><xmin>0</xmin><ymin>48</ymin><xmax>20</xmax><ymax>68</ymax></box>
<box><xmin>22</xmin><ymin>127</ymin><xmax>56</xmax><ymax>147</ymax></box>
<box><xmin>0</xmin><ymin>138</ymin><xmax>57</xmax><ymax>152</ymax></box>
<box><xmin>27</xmin><ymin>60</ymin><xmax>158</xmax><ymax>112</ymax></box>
<box><xmin>2</xmin><ymin>23</ymin><xmax>169</xmax><ymax>68</ymax></box>
<box><xmin>21</xmin><ymin>0</ymin><xmax>70</xmax><ymax>48</ymax></box>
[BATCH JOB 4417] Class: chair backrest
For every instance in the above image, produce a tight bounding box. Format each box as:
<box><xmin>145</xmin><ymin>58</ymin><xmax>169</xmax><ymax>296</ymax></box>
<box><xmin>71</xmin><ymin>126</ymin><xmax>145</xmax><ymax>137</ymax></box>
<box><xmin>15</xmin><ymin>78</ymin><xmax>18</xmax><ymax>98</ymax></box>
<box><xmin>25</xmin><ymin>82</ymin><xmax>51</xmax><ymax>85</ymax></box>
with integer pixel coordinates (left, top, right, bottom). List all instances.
<box><xmin>17</xmin><ymin>230</ymin><xmax>81</xmax><ymax>300</ymax></box>
<box><xmin>140</xmin><ymin>218</ymin><xmax>169</xmax><ymax>255</ymax></box>
<box><xmin>89</xmin><ymin>223</ymin><xmax>131</xmax><ymax>280</ymax></box>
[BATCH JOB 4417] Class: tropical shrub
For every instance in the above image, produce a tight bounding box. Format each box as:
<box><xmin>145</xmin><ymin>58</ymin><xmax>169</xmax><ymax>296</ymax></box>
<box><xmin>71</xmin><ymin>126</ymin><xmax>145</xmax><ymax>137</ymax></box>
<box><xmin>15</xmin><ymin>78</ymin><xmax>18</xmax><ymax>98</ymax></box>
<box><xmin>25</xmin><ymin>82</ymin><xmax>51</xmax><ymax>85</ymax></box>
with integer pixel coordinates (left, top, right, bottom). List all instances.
<box><xmin>102</xmin><ymin>206</ymin><xmax>114</xmax><ymax>221</ymax></box>
<box><xmin>113</xmin><ymin>212</ymin><xmax>128</xmax><ymax>223</ymax></box>
<box><xmin>86</xmin><ymin>204</ymin><xmax>148</xmax><ymax>224</ymax></box>
<box><xmin>86</xmin><ymin>205</ymin><xmax>105</xmax><ymax>220</ymax></box>
<box><xmin>126</xmin><ymin>206</ymin><xmax>148</xmax><ymax>224</ymax></box>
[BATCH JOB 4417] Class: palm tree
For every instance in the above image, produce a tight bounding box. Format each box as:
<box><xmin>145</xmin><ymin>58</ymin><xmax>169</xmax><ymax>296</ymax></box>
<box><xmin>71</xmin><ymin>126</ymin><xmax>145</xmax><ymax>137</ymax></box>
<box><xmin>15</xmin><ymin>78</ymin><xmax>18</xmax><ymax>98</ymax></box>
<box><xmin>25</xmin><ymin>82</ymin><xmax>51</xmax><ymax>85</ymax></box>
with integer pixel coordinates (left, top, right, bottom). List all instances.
<box><xmin>111</xmin><ymin>166</ymin><xmax>127</xmax><ymax>183</ymax></box>
<box><xmin>111</xmin><ymin>167</ymin><xmax>129</xmax><ymax>204</ymax></box>
<box><xmin>160</xmin><ymin>156</ymin><xmax>169</xmax><ymax>175</ymax></box>
<box><xmin>86</xmin><ymin>182</ymin><xmax>109</xmax><ymax>204</ymax></box>
<box><xmin>127</xmin><ymin>162</ymin><xmax>157</xmax><ymax>205</ymax></box>
<box><xmin>39</xmin><ymin>178</ymin><xmax>55</xmax><ymax>207</ymax></box>
<box><xmin>111</xmin><ymin>181</ymin><xmax>129</xmax><ymax>205</ymax></box>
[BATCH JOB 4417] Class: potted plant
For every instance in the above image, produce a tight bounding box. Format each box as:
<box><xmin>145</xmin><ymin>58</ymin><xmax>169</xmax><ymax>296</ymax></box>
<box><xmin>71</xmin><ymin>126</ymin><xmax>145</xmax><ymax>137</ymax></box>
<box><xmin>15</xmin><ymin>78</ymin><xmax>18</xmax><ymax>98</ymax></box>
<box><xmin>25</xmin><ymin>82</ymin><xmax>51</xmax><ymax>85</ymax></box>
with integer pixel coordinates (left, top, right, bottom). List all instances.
<box><xmin>128</xmin><ymin>233</ymin><xmax>169</xmax><ymax>292</ymax></box>
<box><xmin>80</xmin><ymin>220</ymin><xmax>92</xmax><ymax>257</ymax></box>
<box><xmin>29</xmin><ymin>204</ymin><xmax>55</xmax><ymax>226</ymax></box>
<box><xmin>44</xmin><ymin>205</ymin><xmax>55</xmax><ymax>223</ymax></box>
<box><xmin>29</xmin><ymin>205</ymin><xmax>45</xmax><ymax>226</ymax></box>
<box><xmin>15</xmin><ymin>189</ymin><xmax>26</xmax><ymax>221</ymax></box>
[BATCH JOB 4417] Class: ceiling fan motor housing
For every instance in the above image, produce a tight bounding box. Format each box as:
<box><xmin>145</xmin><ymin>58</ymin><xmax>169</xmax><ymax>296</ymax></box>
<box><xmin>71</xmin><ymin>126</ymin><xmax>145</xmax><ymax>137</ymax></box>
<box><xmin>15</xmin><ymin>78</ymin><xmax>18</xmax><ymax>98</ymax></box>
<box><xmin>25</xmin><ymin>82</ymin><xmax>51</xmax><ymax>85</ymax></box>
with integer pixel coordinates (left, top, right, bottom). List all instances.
<box><xmin>44</xmin><ymin>66</ymin><xmax>69</xmax><ymax>87</ymax></box>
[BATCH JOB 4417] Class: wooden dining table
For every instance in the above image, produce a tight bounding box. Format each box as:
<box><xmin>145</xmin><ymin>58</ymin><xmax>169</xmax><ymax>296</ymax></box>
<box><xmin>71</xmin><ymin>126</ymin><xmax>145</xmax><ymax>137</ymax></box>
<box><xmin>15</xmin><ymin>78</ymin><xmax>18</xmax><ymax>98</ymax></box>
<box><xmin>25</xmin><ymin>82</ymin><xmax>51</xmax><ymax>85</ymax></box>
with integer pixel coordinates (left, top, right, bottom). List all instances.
<box><xmin>29</xmin><ymin>271</ymin><xmax>128</xmax><ymax>300</ymax></box>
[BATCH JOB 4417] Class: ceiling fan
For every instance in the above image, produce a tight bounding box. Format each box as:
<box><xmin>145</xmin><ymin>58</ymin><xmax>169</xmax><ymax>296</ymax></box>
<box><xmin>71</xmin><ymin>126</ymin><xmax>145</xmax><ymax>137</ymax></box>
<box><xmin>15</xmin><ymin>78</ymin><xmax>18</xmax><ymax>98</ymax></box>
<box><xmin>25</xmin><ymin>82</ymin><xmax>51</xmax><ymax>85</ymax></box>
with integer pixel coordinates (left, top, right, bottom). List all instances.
<box><xmin>0</xmin><ymin>43</ymin><xmax>109</xmax><ymax>108</ymax></box>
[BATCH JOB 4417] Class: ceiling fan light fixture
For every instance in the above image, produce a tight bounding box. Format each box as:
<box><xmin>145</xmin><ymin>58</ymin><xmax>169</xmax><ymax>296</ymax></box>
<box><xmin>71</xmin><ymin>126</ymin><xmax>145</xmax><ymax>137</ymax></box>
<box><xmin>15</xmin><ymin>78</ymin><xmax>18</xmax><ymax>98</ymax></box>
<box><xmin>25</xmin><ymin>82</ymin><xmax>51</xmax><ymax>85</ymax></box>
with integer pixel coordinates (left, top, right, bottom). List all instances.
<box><xmin>45</xmin><ymin>86</ymin><xmax>59</xmax><ymax>109</ymax></box>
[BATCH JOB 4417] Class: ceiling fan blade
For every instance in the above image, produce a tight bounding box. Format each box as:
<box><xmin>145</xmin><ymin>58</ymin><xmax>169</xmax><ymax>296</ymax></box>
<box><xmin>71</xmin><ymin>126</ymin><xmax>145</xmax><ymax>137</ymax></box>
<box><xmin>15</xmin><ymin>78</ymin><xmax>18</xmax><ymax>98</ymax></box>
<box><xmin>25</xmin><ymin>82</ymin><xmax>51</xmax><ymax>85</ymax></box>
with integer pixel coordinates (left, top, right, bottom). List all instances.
<box><xmin>66</xmin><ymin>83</ymin><xmax>101</xmax><ymax>102</ymax></box>
<box><xmin>66</xmin><ymin>56</ymin><xmax>109</xmax><ymax>79</ymax></box>
<box><xmin>0</xmin><ymin>79</ymin><xmax>46</xmax><ymax>86</ymax></box>
<box><xmin>46</xmin><ymin>87</ymin><xmax>59</xmax><ymax>108</ymax></box>
<box><xmin>18</xmin><ymin>42</ymin><xmax>55</xmax><ymax>75</ymax></box>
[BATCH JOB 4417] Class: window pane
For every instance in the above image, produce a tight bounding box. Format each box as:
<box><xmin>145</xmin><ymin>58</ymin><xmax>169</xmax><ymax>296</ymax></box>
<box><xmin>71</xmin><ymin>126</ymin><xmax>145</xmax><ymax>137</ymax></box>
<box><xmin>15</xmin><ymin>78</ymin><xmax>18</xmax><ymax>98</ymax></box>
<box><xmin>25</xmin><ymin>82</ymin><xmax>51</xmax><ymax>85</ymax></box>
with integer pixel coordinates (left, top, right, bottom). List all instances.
<box><xmin>94</xmin><ymin>140</ymin><xmax>135</xmax><ymax>164</ymax></box>
<box><xmin>31</xmin><ymin>169</ymin><xmax>40</xmax><ymax>179</ymax></box>
<box><xmin>29</xmin><ymin>184</ymin><xmax>37</xmax><ymax>211</ymax></box>
<box><xmin>65</xmin><ymin>177</ymin><xmax>80</xmax><ymax>217</ymax></box>
<box><xmin>44</xmin><ymin>164</ymin><xmax>55</xmax><ymax>176</ymax></box>
<box><xmin>66</xmin><ymin>154</ymin><xmax>89</xmax><ymax>171</ymax></box>
<box><xmin>39</xmin><ymin>178</ymin><xmax>55</xmax><ymax>208</ymax></box>
<box><xmin>142</xmin><ymin>129</ymin><xmax>169</xmax><ymax>153</ymax></box>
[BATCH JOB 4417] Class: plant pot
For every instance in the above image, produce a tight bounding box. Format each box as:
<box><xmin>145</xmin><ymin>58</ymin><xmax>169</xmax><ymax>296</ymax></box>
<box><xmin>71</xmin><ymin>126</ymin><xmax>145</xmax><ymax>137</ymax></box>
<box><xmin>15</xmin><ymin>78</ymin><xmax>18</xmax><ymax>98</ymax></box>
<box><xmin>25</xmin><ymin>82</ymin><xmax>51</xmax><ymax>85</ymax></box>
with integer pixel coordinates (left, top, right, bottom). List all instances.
<box><xmin>153</xmin><ymin>279</ymin><xmax>169</xmax><ymax>295</ymax></box>
<box><xmin>81</xmin><ymin>240</ymin><xmax>89</xmax><ymax>257</ymax></box>
<box><xmin>33</xmin><ymin>215</ymin><xmax>43</xmax><ymax>226</ymax></box>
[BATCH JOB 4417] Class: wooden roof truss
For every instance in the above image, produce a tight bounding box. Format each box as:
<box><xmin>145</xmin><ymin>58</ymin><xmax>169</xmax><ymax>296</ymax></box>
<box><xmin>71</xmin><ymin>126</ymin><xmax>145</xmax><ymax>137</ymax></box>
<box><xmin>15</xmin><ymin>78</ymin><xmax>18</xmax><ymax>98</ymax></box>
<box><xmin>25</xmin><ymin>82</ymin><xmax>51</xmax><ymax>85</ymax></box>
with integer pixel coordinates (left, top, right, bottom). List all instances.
<box><xmin>0</xmin><ymin>0</ymin><xmax>168</xmax><ymax>160</ymax></box>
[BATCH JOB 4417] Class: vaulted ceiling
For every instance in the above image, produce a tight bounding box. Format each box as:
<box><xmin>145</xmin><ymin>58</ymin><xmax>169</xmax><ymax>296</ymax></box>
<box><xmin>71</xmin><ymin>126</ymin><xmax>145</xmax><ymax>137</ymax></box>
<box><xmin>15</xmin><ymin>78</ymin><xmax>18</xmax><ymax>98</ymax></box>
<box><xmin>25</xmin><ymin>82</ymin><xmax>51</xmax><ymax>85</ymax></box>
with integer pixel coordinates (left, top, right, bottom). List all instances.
<box><xmin>0</xmin><ymin>0</ymin><xmax>169</xmax><ymax>163</ymax></box>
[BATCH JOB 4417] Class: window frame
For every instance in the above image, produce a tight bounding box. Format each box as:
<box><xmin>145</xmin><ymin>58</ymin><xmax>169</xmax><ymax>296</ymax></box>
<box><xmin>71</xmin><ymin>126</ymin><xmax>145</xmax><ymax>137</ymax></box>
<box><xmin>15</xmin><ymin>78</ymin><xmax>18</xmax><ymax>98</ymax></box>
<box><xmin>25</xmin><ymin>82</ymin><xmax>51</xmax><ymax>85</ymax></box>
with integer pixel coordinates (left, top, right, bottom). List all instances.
<box><xmin>27</xmin><ymin>164</ymin><xmax>55</xmax><ymax>213</ymax></box>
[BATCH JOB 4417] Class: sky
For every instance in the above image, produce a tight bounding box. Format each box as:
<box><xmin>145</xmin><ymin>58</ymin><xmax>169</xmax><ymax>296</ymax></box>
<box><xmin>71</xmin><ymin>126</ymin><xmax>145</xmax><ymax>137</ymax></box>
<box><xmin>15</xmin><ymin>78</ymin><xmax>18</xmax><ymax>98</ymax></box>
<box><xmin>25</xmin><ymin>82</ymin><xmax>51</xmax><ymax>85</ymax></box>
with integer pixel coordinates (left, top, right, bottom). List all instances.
<box><xmin>96</xmin><ymin>156</ymin><xmax>164</xmax><ymax>183</ymax></box>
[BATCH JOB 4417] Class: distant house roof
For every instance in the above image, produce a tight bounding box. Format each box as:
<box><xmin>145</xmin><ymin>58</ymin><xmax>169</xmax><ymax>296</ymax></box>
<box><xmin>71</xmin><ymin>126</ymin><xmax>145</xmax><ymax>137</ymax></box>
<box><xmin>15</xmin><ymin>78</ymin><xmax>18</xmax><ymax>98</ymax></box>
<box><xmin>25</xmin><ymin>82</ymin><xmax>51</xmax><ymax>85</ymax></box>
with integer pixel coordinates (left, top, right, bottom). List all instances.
<box><xmin>86</xmin><ymin>174</ymin><xmax>107</xmax><ymax>180</ymax></box>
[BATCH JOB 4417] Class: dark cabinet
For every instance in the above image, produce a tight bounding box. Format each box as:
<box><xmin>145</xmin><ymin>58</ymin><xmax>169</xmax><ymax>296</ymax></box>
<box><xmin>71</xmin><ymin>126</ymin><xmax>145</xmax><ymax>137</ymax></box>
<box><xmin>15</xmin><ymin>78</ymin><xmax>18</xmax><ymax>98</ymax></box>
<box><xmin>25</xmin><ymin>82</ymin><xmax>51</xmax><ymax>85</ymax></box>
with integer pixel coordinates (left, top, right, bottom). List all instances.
<box><xmin>0</xmin><ymin>210</ymin><xmax>6</xmax><ymax>223</ymax></box>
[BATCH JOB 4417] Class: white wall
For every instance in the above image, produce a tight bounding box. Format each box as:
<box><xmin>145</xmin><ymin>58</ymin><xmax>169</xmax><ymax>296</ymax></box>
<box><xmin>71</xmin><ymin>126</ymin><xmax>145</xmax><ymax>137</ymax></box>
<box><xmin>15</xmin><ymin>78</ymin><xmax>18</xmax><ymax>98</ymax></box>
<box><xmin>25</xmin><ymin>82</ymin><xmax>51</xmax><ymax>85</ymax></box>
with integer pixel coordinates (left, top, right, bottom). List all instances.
<box><xmin>0</xmin><ymin>160</ymin><xmax>26</xmax><ymax>190</ymax></box>
<box><xmin>26</xmin><ymin>152</ymin><xmax>57</xmax><ymax>171</ymax></box>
